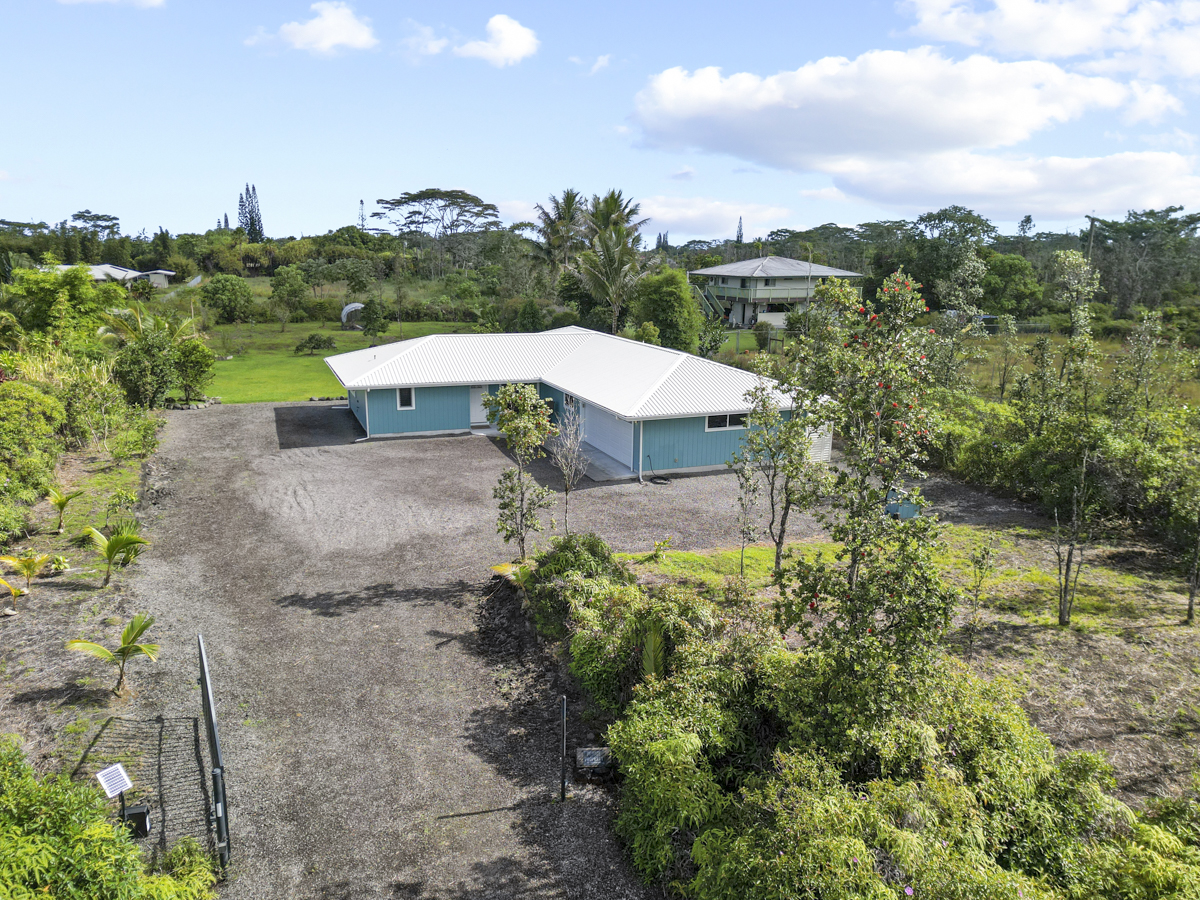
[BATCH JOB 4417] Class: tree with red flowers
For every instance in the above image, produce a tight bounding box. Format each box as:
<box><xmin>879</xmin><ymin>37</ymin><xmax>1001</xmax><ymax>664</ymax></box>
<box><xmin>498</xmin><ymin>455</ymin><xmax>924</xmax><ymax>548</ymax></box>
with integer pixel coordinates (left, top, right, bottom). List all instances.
<box><xmin>776</xmin><ymin>272</ymin><xmax>957</xmax><ymax>723</ymax></box>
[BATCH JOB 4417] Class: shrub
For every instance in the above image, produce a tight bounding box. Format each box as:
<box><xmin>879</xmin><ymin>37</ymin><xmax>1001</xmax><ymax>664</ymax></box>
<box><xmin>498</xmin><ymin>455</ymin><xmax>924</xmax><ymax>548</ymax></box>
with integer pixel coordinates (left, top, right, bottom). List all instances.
<box><xmin>752</xmin><ymin>320</ymin><xmax>772</xmax><ymax>350</ymax></box>
<box><xmin>0</xmin><ymin>736</ymin><xmax>217</xmax><ymax>898</ymax></box>
<box><xmin>172</xmin><ymin>337</ymin><xmax>215</xmax><ymax>401</ymax></box>
<box><xmin>200</xmin><ymin>274</ymin><xmax>253</xmax><ymax>324</ymax></box>
<box><xmin>0</xmin><ymin>380</ymin><xmax>65</xmax><ymax>506</ymax></box>
<box><xmin>113</xmin><ymin>332</ymin><xmax>175</xmax><ymax>408</ymax></box>
<box><xmin>294</xmin><ymin>334</ymin><xmax>337</xmax><ymax>355</ymax></box>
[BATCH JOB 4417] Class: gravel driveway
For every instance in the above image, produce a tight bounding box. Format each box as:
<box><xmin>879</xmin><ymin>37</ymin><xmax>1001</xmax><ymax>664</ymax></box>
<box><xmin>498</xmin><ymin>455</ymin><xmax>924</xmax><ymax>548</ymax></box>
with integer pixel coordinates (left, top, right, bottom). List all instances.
<box><xmin>130</xmin><ymin>401</ymin><xmax>776</xmax><ymax>900</ymax></box>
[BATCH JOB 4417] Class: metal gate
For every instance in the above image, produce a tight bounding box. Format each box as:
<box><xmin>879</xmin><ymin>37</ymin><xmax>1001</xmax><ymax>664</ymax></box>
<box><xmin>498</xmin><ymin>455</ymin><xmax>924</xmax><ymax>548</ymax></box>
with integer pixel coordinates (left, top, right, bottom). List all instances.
<box><xmin>198</xmin><ymin>635</ymin><xmax>230</xmax><ymax>869</ymax></box>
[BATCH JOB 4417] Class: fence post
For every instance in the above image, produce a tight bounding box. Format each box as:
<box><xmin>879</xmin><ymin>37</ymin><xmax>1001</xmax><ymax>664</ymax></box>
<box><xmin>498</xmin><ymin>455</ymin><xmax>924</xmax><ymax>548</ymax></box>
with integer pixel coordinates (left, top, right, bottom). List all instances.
<box><xmin>560</xmin><ymin>695</ymin><xmax>567</xmax><ymax>802</ymax></box>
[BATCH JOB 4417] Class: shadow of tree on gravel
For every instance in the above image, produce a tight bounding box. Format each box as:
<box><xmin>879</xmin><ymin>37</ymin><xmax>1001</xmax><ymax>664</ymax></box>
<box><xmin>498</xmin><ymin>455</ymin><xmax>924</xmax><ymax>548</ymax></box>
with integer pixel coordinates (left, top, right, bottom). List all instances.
<box><xmin>11</xmin><ymin>683</ymin><xmax>112</xmax><ymax>707</ymax></box>
<box><xmin>439</xmin><ymin>578</ymin><xmax>663</xmax><ymax>900</ymax></box>
<box><xmin>273</xmin><ymin>581</ymin><xmax>476</xmax><ymax>617</ymax></box>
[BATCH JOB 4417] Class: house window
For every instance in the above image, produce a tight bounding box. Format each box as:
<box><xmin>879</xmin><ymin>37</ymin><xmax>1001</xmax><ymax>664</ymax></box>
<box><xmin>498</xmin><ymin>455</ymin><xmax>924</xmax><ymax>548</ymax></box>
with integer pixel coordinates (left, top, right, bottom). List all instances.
<box><xmin>720</xmin><ymin>277</ymin><xmax>728</xmax><ymax>285</ymax></box>
<box><xmin>396</xmin><ymin>387</ymin><xmax>415</xmax><ymax>410</ymax></box>
<box><xmin>740</xmin><ymin>278</ymin><xmax>749</xmax><ymax>289</ymax></box>
<box><xmin>706</xmin><ymin>412</ymin><xmax>747</xmax><ymax>431</ymax></box>
<box><xmin>763</xmin><ymin>278</ymin><xmax>773</xmax><ymax>287</ymax></box>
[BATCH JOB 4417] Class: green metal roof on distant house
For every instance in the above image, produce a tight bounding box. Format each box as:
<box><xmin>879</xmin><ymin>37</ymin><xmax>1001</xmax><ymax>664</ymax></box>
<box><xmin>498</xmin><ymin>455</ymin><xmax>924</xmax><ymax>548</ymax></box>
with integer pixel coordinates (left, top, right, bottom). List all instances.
<box><xmin>688</xmin><ymin>256</ymin><xmax>862</xmax><ymax>278</ymax></box>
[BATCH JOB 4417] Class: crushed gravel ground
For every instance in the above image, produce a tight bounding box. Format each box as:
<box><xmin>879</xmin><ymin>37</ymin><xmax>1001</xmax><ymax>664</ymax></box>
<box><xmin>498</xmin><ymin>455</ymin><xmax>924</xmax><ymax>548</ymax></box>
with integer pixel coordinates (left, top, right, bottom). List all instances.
<box><xmin>127</xmin><ymin>401</ymin><xmax>801</xmax><ymax>900</ymax></box>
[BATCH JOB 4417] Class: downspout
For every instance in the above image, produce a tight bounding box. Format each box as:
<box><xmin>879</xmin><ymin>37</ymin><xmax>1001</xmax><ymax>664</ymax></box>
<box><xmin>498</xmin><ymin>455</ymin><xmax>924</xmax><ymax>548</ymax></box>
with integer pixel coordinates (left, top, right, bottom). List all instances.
<box><xmin>355</xmin><ymin>389</ymin><xmax>371</xmax><ymax>442</ymax></box>
<box><xmin>638</xmin><ymin>421</ymin><xmax>644</xmax><ymax>484</ymax></box>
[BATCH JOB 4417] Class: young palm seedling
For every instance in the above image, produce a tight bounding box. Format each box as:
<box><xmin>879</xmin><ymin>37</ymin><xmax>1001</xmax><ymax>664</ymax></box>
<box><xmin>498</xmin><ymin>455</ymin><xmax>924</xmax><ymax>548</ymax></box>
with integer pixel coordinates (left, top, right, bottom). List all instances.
<box><xmin>0</xmin><ymin>576</ymin><xmax>17</xmax><ymax>615</ymax></box>
<box><xmin>66</xmin><ymin>613</ymin><xmax>159</xmax><ymax>695</ymax></box>
<box><xmin>83</xmin><ymin>526</ymin><xmax>149</xmax><ymax>587</ymax></box>
<box><xmin>0</xmin><ymin>553</ymin><xmax>52</xmax><ymax>606</ymax></box>
<box><xmin>47</xmin><ymin>486</ymin><xmax>85</xmax><ymax>534</ymax></box>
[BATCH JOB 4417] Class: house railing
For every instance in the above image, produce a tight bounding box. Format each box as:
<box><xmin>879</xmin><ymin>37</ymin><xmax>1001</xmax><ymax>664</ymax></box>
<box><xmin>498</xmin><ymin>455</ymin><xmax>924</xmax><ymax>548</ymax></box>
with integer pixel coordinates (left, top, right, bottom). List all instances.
<box><xmin>197</xmin><ymin>635</ymin><xmax>230</xmax><ymax>870</ymax></box>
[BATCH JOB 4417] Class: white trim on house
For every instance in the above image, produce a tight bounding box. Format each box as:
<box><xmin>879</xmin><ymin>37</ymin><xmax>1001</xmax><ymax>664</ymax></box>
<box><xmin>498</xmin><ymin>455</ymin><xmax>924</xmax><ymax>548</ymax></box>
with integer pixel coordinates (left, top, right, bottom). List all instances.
<box><xmin>396</xmin><ymin>387</ymin><xmax>415</xmax><ymax>410</ymax></box>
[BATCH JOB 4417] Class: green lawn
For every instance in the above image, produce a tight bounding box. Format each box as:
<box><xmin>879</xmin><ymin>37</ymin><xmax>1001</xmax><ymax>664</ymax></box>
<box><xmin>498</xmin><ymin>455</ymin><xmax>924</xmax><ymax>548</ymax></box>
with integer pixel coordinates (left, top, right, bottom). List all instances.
<box><xmin>208</xmin><ymin>321</ymin><xmax>473</xmax><ymax>403</ymax></box>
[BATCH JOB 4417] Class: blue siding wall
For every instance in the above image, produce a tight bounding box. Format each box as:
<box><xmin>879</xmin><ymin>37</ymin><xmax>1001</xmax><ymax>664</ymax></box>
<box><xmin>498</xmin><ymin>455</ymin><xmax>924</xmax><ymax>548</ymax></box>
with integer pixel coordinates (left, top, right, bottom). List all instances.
<box><xmin>642</xmin><ymin>416</ymin><xmax>744</xmax><ymax>471</ymax></box>
<box><xmin>348</xmin><ymin>390</ymin><xmax>367</xmax><ymax>431</ymax></box>
<box><xmin>538</xmin><ymin>384</ymin><xmax>565</xmax><ymax>424</ymax></box>
<box><xmin>364</xmin><ymin>385</ymin><xmax>470</xmax><ymax>436</ymax></box>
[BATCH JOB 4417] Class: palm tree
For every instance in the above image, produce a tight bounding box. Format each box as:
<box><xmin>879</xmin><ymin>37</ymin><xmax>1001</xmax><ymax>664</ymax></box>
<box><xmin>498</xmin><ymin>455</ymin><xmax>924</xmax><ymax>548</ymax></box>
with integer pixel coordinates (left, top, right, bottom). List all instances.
<box><xmin>47</xmin><ymin>486</ymin><xmax>85</xmax><ymax>533</ymax></box>
<box><xmin>84</xmin><ymin>526</ymin><xmax>149</xmax><ymax>587</ymax></box>
<box><xmin>585</xmin><ymin>190</ymin><xmax>649</xmax><ymax>245</ymax></box>
<box><xmin>0</xmin><ymin>553</ymin><xmax>51</xmax><ymax>599</ymax></box>
<box><xmin>96</xmin><ymin>302</ymin><xmax>196</xmax><ymax>348</ymax></box>
<box><xmin>66</xmin><ymin>614</ymin><xmax>159</xmax><ymax>695</ymax></box>
<box><xmin>533</xmin><ymin>189</ymin><xmax>587</xmax><ymax>281</ymax></box>
<box><xmin>575</xmin><ymin>224</ymin><xmax>651</xmax><ymax>335</ymax></box>
<box><xmin>1</xmin><ymin>576</ymin><xmax>18</xmax><ymax>615</ymax></box>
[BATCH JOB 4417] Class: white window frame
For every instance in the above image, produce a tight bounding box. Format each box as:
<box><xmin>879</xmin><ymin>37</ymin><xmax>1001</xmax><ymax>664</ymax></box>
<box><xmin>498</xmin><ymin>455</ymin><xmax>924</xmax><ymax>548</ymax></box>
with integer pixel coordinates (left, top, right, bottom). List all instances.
<box><xmin>396</xmin><ymin>387</ymin><xmax>416</xmax><ymax>410</ymax></box>
<box><xmin>704</xmin><ymin>412</ymin><xmax>748</xmax><ymax>432</ymax></box>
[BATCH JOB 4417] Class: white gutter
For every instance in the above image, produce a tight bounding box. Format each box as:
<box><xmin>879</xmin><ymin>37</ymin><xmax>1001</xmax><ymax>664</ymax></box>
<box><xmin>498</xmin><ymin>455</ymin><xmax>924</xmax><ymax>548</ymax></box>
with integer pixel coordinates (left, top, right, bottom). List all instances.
<box><xmin>638</xmin><ymin>422</ymin><xmax>644</xmax><ymax>484</ymax></box>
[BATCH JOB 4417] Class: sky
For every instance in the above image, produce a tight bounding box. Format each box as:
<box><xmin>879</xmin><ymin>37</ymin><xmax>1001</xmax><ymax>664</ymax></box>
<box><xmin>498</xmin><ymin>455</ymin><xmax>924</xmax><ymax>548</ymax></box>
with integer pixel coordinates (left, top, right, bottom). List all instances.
<box><xmin>3</xmin><ymin>0</ymin><xmax>1200</xmax><ymax>243</ymax></box>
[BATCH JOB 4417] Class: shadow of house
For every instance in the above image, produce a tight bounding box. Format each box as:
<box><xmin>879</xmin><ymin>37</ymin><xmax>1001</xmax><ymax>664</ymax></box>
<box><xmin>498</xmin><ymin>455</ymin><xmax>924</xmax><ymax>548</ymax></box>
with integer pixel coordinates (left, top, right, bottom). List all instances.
<box><xmin>274</xmin><ymin>404</ymin><xmax>364</xmax><ymax>450</ymax></box>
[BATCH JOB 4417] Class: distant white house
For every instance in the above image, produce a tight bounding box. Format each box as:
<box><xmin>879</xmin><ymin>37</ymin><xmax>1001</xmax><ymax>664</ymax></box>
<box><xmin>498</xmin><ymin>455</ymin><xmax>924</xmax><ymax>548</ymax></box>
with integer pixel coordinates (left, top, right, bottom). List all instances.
<box><xmin>54</xmin><ymin>264</ymin><xmax>176</xmax><ymax>289</ymax></box>
<box><xmin>688</xmin><ymin>256</ymin><xmax>862</xmax><ymax>328</ymax></box>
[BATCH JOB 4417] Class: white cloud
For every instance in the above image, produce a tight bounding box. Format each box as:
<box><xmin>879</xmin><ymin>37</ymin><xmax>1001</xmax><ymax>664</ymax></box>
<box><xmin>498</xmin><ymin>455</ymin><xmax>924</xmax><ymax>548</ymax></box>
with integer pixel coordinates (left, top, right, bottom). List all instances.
<box><xmin>903</xmin><ymin>0</ymin><xmax>1200</xmax><ymax>77</ymax></box>
<box><xmin>590</xmin><ymin>54</ymin><xmax>611</xmax><ymax>74</ymax></box>
<box><xmin>496</xmin><ymin>199</ymin><xmax>538</xmax><ymax>225</ymax></box>
<box><xmin>454</xmin><ymin>15</ymin><xmax>538</xmax><ymax>67</ymax></box>
<box><xmin>403</xmin><ymin>21</ymin><xmax>448</xmax><ymax>58</ymax></box>
<box><xmin>635</xmin><ymin>49</ymin><xmax>1152</xmax><ymax>170</ymax></box>
<box><xmin>640</xmin><ymin>196</ymin><xmax>790</xmax><ymax>239</ymax></box>
<box><xmin>670</xmin><ymin>166</ymin><xmax>696</xmax><ymax>181</ymax></box>
<box><xmin>58</xmin><ymin>0</ymin><xmax>164</xmax><ymax>6</ymax></box>
<box><xmin>826</xmin><ymin>149</ymin><xmax>1200</xmax><ymax>217</ymax></box>
<box><xmin>262</xmin><ymin>2</ymin><xmax>378</xmax><ymax>55</ymax></box>
<box><xmin>1139</xmin><ymin>128</ymin><xmax>1198</xmax><ymax>150</ymax></box>
<box><xmin>800</xmin><ymin>186</ymin><xmax>848</xmax><ymax>201</ymax></box>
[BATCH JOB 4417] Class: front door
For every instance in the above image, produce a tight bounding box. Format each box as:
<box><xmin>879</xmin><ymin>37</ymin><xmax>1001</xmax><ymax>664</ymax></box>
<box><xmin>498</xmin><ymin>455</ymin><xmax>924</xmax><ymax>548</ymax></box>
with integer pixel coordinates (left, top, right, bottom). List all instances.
<box><xmin>469</xmin><ymin>386</ymin><xmax>486</xmax><ymax>425</ymax></box>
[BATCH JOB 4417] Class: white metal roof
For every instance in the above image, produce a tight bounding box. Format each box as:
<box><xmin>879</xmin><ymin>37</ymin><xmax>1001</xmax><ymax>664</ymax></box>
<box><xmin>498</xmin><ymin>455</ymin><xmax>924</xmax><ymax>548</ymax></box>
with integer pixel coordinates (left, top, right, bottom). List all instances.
<box><xmin>688</xmin><ymin>256</ymin><xmax>861</xmax><ymax>279</ymax></box>
<box><xmin>325</xmin><ymin>326</ymin><xmax>781</xmax><ymax>420</ymax></box>
<box><xmin>52</xmin><ymin>264</ymin><xmax>175</xmax><ymax>281</ymax></box>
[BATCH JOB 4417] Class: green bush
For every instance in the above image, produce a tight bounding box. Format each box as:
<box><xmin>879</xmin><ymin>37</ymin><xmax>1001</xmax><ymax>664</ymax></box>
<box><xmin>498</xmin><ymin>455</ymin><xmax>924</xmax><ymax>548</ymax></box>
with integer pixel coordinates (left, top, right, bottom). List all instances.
<box><xmin>200</xmin><ymin>274</ymin><xmax>253</xmax><ymax>325</ymax></box>
<box><xmin>110</xmin><ymin>411</ymin><xmax>161</xmax><ymax>461</ymax></box>
<box><xmin>172</xmin><ymin>337</ymin><xmax>215</xmax><ymax>401</ymax></box>
<box><xmin>0</xmin><ymin>736</ymin><xmax>217</xmax><ymax>899</ymax></box>
<box><xmin>114</xmin><ymin>332</ymin><xmax>175</xmax><ymax>408</ymax></box>
<box><xmin>752</xmin><ymin>321</ymin><xmax>771</xmax><ymax>350</ymax></box>
<box><xmin>0</xmin><ymin>380</ymin><xmax>65</xmax><ymax>506</ymax></box>
<box><xmin>294</xmin><ymin>333</ymin><xmax>337</xmax><ymax>355</ymax></box>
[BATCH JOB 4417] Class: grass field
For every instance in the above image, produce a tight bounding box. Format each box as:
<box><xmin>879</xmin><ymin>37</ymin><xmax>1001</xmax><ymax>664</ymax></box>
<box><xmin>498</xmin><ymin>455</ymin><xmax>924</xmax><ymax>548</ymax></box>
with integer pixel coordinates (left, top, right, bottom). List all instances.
<box><xmin>207</xmin><ymin>321</ymin><xmax>473</xmax><ymax>403</ymax></box>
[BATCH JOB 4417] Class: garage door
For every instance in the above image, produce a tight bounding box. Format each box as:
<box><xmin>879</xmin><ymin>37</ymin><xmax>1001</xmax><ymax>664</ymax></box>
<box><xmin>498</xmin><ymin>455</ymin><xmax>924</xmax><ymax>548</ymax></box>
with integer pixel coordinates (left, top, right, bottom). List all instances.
<box><xmin>583</xmin><ymin>404</ymin><xmax>634</xmax><ymax>469</ymax></box>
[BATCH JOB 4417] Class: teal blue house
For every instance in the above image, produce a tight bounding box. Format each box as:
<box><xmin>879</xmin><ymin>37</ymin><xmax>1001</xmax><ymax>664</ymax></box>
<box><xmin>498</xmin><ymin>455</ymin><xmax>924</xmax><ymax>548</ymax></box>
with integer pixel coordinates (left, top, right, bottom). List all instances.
<box><xmin>326</xmin><ymin>327</ymin><xmax>832</xmax><ymax>480</ymax></box>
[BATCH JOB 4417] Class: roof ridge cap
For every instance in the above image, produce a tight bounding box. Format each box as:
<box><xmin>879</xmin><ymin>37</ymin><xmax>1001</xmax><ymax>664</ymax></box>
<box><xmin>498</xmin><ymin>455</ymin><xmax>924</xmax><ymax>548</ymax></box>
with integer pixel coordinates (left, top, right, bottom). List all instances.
<box><xmin>628</xmin><ymin>353</ymin><xmax>687</xmax><ymax>417</ymax></box>
<box><xmin>355</xmin><ymin>334</ymin><xmax>432</xmax><ymax>383</ymax></box>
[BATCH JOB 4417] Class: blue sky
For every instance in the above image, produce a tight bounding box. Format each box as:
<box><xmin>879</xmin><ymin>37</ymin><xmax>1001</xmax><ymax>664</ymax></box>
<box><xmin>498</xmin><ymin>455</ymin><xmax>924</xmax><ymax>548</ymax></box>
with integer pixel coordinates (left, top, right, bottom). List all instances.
<box><xmin>3</xmin><ymin>0</ymin><xmax>1199</xmax><ymax>241</ymax></box>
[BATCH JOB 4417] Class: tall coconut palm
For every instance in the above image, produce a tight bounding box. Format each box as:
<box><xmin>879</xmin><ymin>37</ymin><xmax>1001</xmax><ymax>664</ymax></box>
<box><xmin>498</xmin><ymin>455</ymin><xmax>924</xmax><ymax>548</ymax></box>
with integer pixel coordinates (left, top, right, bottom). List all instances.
<box><xmin>47</xmin><ymin>486</ymin><xmax>85</xmax><ymax>533</ymax></box>
<box><xmin>66</xmin><ymin>613</ymin><xmax>159</xmax><ymax>695</ymax></box>
<box><xmin>84</xmin><ymin>526</ymin><xmax>149</xmax><ymax>587</ymax></box>
<box><xmin>533</xmin><ymin>189</ymin><xmax>587</xmax><ymax>280</ymax></box>
<box><xmin>575</xmin><ymin>224</ymin><xmax>651</xmax><ymax>335</ymax></box>
<box><xmin>585</xmin><ymin>190</ymin><xmax>649</xmax><ymax>245</ymax></box>
<box><xmin>0</xmin><ymin>553</ymin><xmax>51</xmax><ymax>599</ymax></box>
